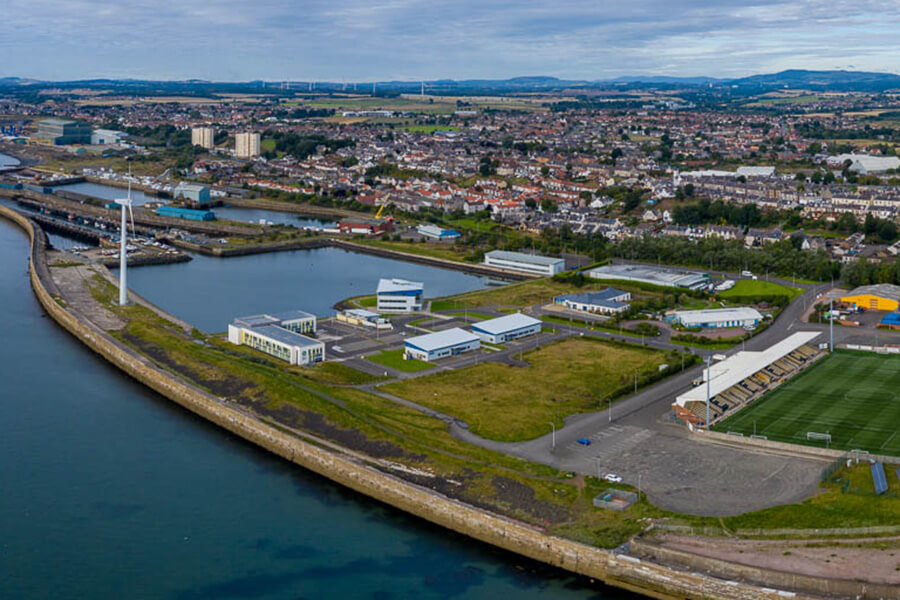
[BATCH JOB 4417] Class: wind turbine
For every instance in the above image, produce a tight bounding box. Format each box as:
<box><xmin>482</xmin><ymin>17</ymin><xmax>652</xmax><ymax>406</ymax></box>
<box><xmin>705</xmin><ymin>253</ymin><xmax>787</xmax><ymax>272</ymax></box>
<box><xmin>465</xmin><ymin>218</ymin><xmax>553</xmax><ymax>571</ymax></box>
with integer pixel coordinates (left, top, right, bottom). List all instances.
<box><xmin>116</xmin><ymin>182</ymin><xmax>135</xmax><ymax>306</ymax></box>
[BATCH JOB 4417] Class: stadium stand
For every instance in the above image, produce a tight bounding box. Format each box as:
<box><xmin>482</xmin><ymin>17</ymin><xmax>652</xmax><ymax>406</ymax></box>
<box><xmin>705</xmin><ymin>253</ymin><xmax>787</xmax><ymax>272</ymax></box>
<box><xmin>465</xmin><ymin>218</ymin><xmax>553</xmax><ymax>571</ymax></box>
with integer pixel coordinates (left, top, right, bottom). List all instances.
<box><xmin>672</xmin><ymin>331</ymin><xmax>824</xmax><ymax>427</ymax></box>
<box><xmin>872</xmin><ymin>462</ymin><xmax>889</xmax><ymax>495</ymax></box>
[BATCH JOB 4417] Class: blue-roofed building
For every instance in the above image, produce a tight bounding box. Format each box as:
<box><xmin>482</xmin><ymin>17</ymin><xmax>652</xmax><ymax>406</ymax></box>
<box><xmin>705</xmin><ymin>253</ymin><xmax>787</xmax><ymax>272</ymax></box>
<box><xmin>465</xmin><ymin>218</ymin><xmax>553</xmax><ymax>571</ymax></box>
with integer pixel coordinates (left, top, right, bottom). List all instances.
<box><xmin>404</xmin><ymin>328</ymin><xmax>480</xmax><ymax>362</ymax></box>
<box><xmin>554</xmin><ymin>288</ymin><xmax>631</xmax><ymax>315</ymax></box>
<box><xmin>471</xmin><ymin>313</ymin><xmax>542</xmax><ymax>344</ymax></box>
<box><xmin>417</xmin><ymin>224</ymin><xmax>461</xmax><ymax>240</ymax></box>
<box><xmin>228</xmin><ymin>310</ymin><xmax>323</xmax><ymax>365</ymax></box>
<box><xmin>155</xmin><ymin>205</ymin><xmax>217</xmax><ymax>221</ymax></box>
<box><xmin>376</xmin><ymin>278</ymin><xmax>424</xmax><ymax>313</ymax></box>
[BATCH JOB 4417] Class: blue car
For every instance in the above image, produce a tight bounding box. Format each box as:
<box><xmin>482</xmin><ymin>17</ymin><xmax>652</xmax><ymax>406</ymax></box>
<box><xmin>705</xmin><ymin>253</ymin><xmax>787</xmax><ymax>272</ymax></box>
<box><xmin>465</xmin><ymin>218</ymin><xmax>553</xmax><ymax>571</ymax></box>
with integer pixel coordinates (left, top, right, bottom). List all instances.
<box><xmin>576</xmin><ymin>438</ymin><xmax>591</xmax><ymax>446</ymax></box>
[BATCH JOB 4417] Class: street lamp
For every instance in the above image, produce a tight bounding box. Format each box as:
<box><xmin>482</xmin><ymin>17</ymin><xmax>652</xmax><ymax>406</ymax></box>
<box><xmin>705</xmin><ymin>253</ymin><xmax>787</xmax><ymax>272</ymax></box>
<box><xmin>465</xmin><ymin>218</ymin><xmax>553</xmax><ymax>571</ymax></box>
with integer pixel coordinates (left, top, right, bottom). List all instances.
<box><xmin>549</xmin><ymin>422</ymin><xmax>556</xmax><ymax>449</ymax></box>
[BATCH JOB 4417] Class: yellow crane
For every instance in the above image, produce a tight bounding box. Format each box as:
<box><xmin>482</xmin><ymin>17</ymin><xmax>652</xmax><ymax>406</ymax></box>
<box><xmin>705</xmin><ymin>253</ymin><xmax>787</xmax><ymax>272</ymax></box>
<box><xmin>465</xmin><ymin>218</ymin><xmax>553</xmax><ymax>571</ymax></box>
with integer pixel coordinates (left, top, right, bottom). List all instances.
<box><xmin>375</xmin><ymin>193</ymin><xmax>391</xmax><ymax>220</ymax></box>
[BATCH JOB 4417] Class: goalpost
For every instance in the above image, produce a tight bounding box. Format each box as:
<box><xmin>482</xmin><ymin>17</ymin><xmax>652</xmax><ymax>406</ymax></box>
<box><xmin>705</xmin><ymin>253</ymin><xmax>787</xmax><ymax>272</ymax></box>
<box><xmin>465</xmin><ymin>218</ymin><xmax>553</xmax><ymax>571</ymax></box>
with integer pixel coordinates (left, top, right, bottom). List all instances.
<box><xmin>807</xmin><ymin>431</ymin><xmax>832</xmax><ymax>446</ymax></box>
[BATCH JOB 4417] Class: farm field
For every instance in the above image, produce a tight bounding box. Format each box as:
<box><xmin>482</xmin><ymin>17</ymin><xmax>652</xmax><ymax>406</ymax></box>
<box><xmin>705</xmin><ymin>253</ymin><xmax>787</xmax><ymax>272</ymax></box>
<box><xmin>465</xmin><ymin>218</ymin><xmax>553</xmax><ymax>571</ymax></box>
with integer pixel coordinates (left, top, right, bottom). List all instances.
<box><xmin>714</xmin><ymin>351</ymin><xmax>900</xmax><ymax>456</ymax></box>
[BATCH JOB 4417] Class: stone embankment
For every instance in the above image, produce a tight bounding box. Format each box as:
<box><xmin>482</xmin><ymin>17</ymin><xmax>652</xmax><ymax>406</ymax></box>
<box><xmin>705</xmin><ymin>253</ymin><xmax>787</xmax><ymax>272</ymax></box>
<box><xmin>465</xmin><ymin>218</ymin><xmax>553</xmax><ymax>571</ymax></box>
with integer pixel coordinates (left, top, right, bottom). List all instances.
<box><xmin>0</xmin><ymin>204</ymin><xmax>846</xmax><ymax>600</ymax></box>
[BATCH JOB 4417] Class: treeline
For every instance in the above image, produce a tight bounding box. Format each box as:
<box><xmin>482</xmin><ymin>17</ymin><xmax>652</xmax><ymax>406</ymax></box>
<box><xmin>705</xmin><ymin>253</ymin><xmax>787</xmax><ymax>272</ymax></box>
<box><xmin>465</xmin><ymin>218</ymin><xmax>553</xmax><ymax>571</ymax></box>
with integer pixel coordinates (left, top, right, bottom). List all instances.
<box><xmin>841</xmin><ymin>257</ymin><xmax>900</xmax><ymax>287</ymax></box>
<box><xmin>673</xmin><ymin>199</ymin><xmax>781</xmax><ymax>228</ymax></box>
<box><xmin>612</xmin><ymin>235</ymin><xmax>840</xmax><ymax>281</ymax></box>
<box><xmin>263</xmin><ymin>132</ymin><xmax>354</xmax><ymax>161</ymax></box>
<box><xmin>795</xmin><ymin>121</ymin><xmax>900</xmax><ymax>143</ymax></box>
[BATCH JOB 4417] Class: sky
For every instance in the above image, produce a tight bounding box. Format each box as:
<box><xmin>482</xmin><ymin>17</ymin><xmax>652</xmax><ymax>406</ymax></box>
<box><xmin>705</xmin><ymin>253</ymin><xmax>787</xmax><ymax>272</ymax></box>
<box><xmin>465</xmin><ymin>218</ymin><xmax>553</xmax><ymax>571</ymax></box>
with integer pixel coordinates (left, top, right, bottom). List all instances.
<box><xmin>3</xmin><ymin>0</ymin><xmax>900</xmax><ymax>81</ymax></box>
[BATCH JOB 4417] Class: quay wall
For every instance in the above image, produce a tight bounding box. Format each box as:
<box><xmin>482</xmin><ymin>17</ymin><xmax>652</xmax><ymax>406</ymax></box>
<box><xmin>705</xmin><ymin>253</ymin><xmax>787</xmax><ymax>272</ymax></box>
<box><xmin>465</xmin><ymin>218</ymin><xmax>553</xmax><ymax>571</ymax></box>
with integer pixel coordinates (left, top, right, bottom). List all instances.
<box><xmin>0</xmin><ymin>205</ymin><xmax>830</xmax><ymax>600</ymax></box>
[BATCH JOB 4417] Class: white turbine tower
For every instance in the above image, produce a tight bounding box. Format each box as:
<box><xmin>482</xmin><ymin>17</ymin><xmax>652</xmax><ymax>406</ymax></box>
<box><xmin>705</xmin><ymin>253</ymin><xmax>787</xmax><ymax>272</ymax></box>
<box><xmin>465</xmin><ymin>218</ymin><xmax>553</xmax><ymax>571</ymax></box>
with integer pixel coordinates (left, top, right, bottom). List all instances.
<box><xmin>116</xmin><ymin>182</ymin><xmax>135</xmax><ymax>306</ymax></box>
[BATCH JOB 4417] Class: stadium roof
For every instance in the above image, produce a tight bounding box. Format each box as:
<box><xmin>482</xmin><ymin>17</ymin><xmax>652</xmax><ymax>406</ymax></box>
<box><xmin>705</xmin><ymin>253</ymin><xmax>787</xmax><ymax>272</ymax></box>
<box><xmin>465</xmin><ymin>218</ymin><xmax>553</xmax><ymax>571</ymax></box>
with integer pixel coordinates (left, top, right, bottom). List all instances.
<box><xmin>377</xmin><ymin>278</ymin><xmax>424</xmax><ymax>294</ymax></box>
<box><xmin>675</xmin><ymin>331</ymin><xmax>821</xmax><ymax>407</ymax></box>
<box><xmin>484</xmin><ymin>250</ymin><xmax>564</xmax><ymax>266</ymax></box>
<box><xmin>673</xmin><ymin>307</ymin><xmax>763</xmax><ymax>326</ymax></box>
<box><xmin>842</xmin><ymin>283</ymin><xmax>900</xmax><ymax>303</ymax></box>
<box><xmin>471</xmin><ymin>313</ymin><xmax>541</xmax><ymax>335</ymax></box>
<box><xmin>405</xmin><ymin>328</ymin><xmax>479</xmax><ymax>352</ymax></box>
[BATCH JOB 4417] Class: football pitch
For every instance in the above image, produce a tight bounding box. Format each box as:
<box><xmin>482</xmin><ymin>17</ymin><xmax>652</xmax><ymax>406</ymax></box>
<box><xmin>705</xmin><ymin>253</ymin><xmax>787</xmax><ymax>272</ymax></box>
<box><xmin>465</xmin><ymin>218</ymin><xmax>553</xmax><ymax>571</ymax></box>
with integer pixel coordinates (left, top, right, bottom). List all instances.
<box><xmin>714</xmin><ymin>351</ymin><xmax>900</xmax><ymax>456</ymax></box>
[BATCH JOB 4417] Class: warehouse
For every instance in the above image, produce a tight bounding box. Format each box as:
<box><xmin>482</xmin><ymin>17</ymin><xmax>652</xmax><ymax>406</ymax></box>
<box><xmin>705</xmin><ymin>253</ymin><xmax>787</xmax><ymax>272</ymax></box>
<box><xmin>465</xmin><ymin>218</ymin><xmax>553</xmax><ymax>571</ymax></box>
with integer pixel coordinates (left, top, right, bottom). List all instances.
<box><xmin>841</xmin><ymin>284</ymin><xmax>900</xmax><ymax>311</ymax></box>
<box><xmin>404</xmin><ymin>328</ymin><xmax>480</xmax><ymax>362</ymax></box>
<box><xmin>155</xmin><ymin>205</ymin><xmax>216</xmax><ymax>221</ymax></box>
<box><xmin>471</xmin><ymin>313</ymin><xmax>542</xmax><ymax>344</ymax></box>
<box><xmin>484</xmin><ymin>250</ymin><xmax>564</xmax><ymax>276</ymax></box>
<box><xmin>417</xmin><ymin>224</ymin><xmax>460</xmax><ymax>240</ymax></box>
<box><xmin>554</xmin><ymin>288</ymin><xmax>631</xmax><ymax>315</ymax></box>
<box><xmin>670</xmin><ymin>307</ymin><xmax>763</xmax><ymax>329</ymax></box>
<box><xmin>228</xmin><ymin>311</ymin><xmax>323</xmax><ymax>365</ymax></box>
<box><xmin>174</xmin><ymin>182</ymin><xmax>211</xmax><ymax>207</ymax></box>
<box><xmin>587</xmin><ymin>264</ymin><xmax>709</xmax><ymax>290</ymax></box>
<box><xmin>376</xmin><ymin>278</ymin><xmax>424</xmax><ymax>312</ymax></box>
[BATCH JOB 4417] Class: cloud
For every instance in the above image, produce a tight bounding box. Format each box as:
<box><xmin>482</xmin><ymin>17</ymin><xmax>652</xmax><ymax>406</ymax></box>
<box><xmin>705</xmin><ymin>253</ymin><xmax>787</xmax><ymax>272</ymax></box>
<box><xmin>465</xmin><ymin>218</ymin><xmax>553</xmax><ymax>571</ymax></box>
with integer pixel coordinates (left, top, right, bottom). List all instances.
<box><xmin>2</xmin><ymin>0</ymin><xmax>899</xmax><ymax>80</ymax></box>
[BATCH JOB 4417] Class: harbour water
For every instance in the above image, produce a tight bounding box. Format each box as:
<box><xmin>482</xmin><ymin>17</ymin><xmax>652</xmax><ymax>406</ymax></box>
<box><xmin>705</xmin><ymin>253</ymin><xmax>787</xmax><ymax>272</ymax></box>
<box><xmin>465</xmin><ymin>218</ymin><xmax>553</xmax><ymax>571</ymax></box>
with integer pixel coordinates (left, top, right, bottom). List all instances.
<box><xmin>0</xmin><ymin>151</ymin><xmax>21</xmax><ymax>169</ymax></box>
<box><xmin>0</xmin><ymin>220</ymin><xmax>637</xmax><ymax>599</ymax></box>
<box><xmin>214</xmin><ymin>205</ymin><xmax>337</xmax><ymax>229</ymax></box>
<box><xmin>56</xmin><ymin>181</ymin><xmax>158</xmax><ymax>206</ymax></box>
<box><xmin>121</xmin><ymin>246</ymin><xmax>500</xmax><ymax>331</ymax></box>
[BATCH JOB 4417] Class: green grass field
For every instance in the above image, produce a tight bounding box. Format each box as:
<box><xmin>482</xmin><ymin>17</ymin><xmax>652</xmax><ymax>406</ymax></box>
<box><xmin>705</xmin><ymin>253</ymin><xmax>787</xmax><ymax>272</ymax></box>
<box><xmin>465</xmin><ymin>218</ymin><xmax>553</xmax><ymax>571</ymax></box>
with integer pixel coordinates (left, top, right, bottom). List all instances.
<box><xmin>366</xmin><ymin>349</ymin><xmax>434</xmax><ymax>373</ymax></box>
<box><xmin>715</xmin><ymin>351</ymin><xmax>900</xmax><ymax>455</ymax></box>
<box><xmin>719</xmin><ymin>279</ymin><xmax>803</xmax><ymax>302</ymax></box>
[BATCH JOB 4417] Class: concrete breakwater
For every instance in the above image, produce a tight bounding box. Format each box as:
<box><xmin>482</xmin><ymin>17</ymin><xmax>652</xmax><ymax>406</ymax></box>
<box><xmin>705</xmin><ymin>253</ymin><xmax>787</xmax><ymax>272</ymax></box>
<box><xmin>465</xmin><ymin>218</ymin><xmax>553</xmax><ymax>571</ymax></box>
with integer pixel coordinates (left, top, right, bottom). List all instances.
<box><xmin>1</xmin><ymin>205</ymin><xmax>831</xmax><ymax>600</ymax></box>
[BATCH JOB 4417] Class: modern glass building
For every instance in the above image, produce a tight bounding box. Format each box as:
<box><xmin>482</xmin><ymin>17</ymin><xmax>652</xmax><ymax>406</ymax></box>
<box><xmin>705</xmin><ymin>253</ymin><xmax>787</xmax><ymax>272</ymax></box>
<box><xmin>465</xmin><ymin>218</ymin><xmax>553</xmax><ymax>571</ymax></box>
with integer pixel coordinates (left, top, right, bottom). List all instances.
<box><xmin>227</xmin><ymin>311</ymin><xmax>323</xmax><ymax>365</ymax></box>
<box><xmin>35</xmin><ymin>118</ymin><xmax>92</xmax><ymax>145</ymax></box>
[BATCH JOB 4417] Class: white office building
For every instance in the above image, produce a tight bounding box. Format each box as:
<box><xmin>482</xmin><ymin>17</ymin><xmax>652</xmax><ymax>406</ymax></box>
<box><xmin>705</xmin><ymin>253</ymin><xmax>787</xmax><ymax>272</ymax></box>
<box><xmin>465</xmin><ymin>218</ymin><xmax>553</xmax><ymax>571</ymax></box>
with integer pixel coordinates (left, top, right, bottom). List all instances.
<box><xmin>470</xmin><ymin>313</ymin><xmax>542</xmax><ymax>344</ymax></box>
<box><xmin>670</xmin><ymin>307</ymin><xmax>763</xmax><ymax>329</ymax></box>
<box><xmin>404</xmin><ymin>328</ymin><xmax>480</xmax><ymax>362</ymax></box>
<box><xmin>191</xmin><ymin>126</ymin><xmax>215</xmax><ymax>150</ymax></box>
<box><xmin>376</xmin><ymin>278</ymin><xmax>424</xmax><ymax>313</ymax></box>
<box><xmin>227</xmin><ymin>310</ymin><xmax>323</xmax><ymax>365</ymax></box>
<box><xmin>484</xmin><ymin>250</ymin><xmax>565</xmax><ymax>276</ymax></box>
<box><xmin>235</xmin><ymin>132</ymin><xmax>261</xmax><ymax>158</ymax></box>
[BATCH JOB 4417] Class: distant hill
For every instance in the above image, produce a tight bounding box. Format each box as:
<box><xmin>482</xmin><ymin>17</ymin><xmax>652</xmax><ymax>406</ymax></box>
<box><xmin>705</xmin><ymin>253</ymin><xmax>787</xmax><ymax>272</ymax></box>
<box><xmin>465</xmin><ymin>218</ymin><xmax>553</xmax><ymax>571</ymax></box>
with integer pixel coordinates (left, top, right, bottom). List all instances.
<box><xmin>730</xmin><ymin>69</ymin><xmax>900</xmax><ymax>91</ymax></box>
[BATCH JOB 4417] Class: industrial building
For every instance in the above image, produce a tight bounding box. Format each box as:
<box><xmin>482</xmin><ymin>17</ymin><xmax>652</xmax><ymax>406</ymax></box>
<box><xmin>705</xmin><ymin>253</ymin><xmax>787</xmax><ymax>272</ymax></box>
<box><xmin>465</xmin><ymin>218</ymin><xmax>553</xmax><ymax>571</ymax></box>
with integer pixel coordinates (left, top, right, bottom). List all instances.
<box><xmin>91</xmin><ymin>129</ymin><xmax>128</xmax><ymax>145</ymax></box>
<box><xmin>35</xmin><ymin>118</ymin><xmax>92</xmax><ymax>145</ymax></box>
<box><xmin>483</xmin><ymin>250</ymin><xmax>565</xmax><ymax>276</ymax></box>
<box><xmin>417</xmin><ymin>224</ymin><xmax>460</xmax><ymax>240</ymax></box>
<box><xmin>235</xmin><ymin>132</ymin><xmax>261</xmax><ymax>158</ymax></box>
<box><xmin>471</xmin><ymin>313</ymin><xmax>541</xmax><ymax>344</ymax></box>
<box><xmin>826</xmin><ymin>153</ymin><xmax>900</xmax><ymax>175</ymax></box>
<box><xmin>587</xmin><ymin>264</ymin><xmax>709</xmax><ymax>291</ymax></box>
<box><xmin>841</xmin><ymin>284</ymin><xmax>900</xmax><ymax>311</ymax></box>
<box><xmin>155</xmin><ymin>206</ymin><xmax>217</xmax><ymax>221</ymax></box>
<box><xmin>174</xmin><ymin>182</ymin><xmax>211</xmax><ymax>206</ymax></box>
<box><xmin>191</xmin><ymin>126</ymin><xmax>215</xmax><ymax>150</ymax></box>
<box><xmin>336</xmin><ymin>308</ymin><xmax>392</xmax><ymax>330</ymax></box>
<box><xmin>376</xmin><ymin>278</ymin><xmax>424</xmax><ymax>312</ymax></box>
<box><xmin>227</xmin><ymin>311</ymin><xmax>323</xmax><ymax>365</ymax></box>
<box><xmin>672</xmin><ymin>332</ymin><xmax>822</xmax><ymax>427</ymax></box>
<box><xmin>670</xmin><ymin>307</ymin><xmax>763</xmax><ymax>329</ymax></box>
<box><xmin>554</xmin><ymin>288</ymin><xmax>631</xmax><ymax>315</ymax></box>
<box><xmin>339</xmin><ymin>218</ymin><xmax>393</xmax><ymax>235</ymax></box>
<box><xmin>404</xmin><ymin>328</ymin><xmax>480</xmax><ymax>362</ymax></box>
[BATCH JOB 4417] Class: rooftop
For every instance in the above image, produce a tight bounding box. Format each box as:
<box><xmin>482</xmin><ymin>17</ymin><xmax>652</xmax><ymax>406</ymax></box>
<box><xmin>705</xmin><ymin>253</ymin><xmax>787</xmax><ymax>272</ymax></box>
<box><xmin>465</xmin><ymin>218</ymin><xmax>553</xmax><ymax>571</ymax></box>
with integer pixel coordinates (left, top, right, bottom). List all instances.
<box><xmin>843</xmin><ymin>284</ymin><xmax>900</xmax><ymax>303</ymax></box>
<box><xmin>254</xmin><ymin>325</ymin><xmax>322</xmax><ymax>348</ymax></box>
<box><xmin>557</xmin><ymin>287</ymin><xmax>629</xmax><ymax>306</ymax></box>
<box><xmin>588</xmin><ymin>264</ymin><xmax>708</xmax><ymax>288</ymax></box>
<box><xmin>377</xmin><ymin>278</ymin><xmax>424</xmax><ymax>294</ymax></box>
<box><xmin>673</xmin><ymin>307</ymin><xmax>763</xmax><ymax>325</ymax></box>
<box><xmin>404</xmin><ymin>328</ymin><xmax>480</xmax><ymax>352</ymax></box>
<box><xmin>484</xmin><ymin>250</ymin><xmax>564</xmax><ymax>266</ymax></box>
<box><xmin>471</xmin><ymin>313</ymin><xmax>541</xmax><ymax>335</ymax></box>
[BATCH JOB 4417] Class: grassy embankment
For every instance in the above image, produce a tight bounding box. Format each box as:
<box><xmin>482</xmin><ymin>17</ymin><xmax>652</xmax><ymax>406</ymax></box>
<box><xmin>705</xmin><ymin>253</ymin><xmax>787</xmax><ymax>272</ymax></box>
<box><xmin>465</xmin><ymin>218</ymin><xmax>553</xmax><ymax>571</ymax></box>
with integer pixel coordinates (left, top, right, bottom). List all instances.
<box><xmin>383</xmin><ymin>338</ymin><xmax>682</xmax><ymax>442</ymax></box>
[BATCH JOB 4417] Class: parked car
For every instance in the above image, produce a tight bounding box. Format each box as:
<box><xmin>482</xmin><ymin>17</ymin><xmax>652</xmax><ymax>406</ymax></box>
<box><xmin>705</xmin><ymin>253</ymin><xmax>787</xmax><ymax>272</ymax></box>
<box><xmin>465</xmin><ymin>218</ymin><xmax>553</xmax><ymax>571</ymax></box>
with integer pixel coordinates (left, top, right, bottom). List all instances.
<box><xmin>576</xmin><ymin>438</ymin><xmax>591</xmax><ymax>446</ymax></box>
<box><xmin>604</xmin><ymin>473</ymin><xmax>623</xmax><ymax>483</ymax></box>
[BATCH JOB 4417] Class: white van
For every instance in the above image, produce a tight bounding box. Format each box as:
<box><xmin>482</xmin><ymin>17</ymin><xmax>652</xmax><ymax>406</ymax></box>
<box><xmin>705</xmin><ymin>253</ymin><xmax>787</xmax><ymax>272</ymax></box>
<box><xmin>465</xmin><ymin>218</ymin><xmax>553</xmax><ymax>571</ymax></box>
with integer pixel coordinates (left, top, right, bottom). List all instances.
<box><xmin>741</xmin><ymin>270</ymin><xmax>753</xmax><ymax>277</ymax></box>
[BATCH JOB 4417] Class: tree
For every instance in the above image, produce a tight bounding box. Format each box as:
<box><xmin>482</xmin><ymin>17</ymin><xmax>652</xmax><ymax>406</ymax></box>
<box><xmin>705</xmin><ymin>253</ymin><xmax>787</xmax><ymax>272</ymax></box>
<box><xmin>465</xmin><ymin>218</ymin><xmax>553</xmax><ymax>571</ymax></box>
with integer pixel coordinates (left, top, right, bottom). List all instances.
<box><xmin>540</xmin><ymin>198</ymin><xmax>558</xmax><ymax>212</ymax></box>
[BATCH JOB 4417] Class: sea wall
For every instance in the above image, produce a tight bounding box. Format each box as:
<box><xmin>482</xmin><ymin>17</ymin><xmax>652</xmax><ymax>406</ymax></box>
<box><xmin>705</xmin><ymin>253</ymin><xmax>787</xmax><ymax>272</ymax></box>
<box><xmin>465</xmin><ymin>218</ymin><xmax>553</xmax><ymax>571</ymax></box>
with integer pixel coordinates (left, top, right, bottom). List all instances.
<box><xmin>632</xmin><ymin>537</ymin><xmax>900</xmax><ymax>599</ymax></box>
<box><xmin>0</xmin><ymin>205</ymin><xmax>827</xmax><ymax>600</ymax></box>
